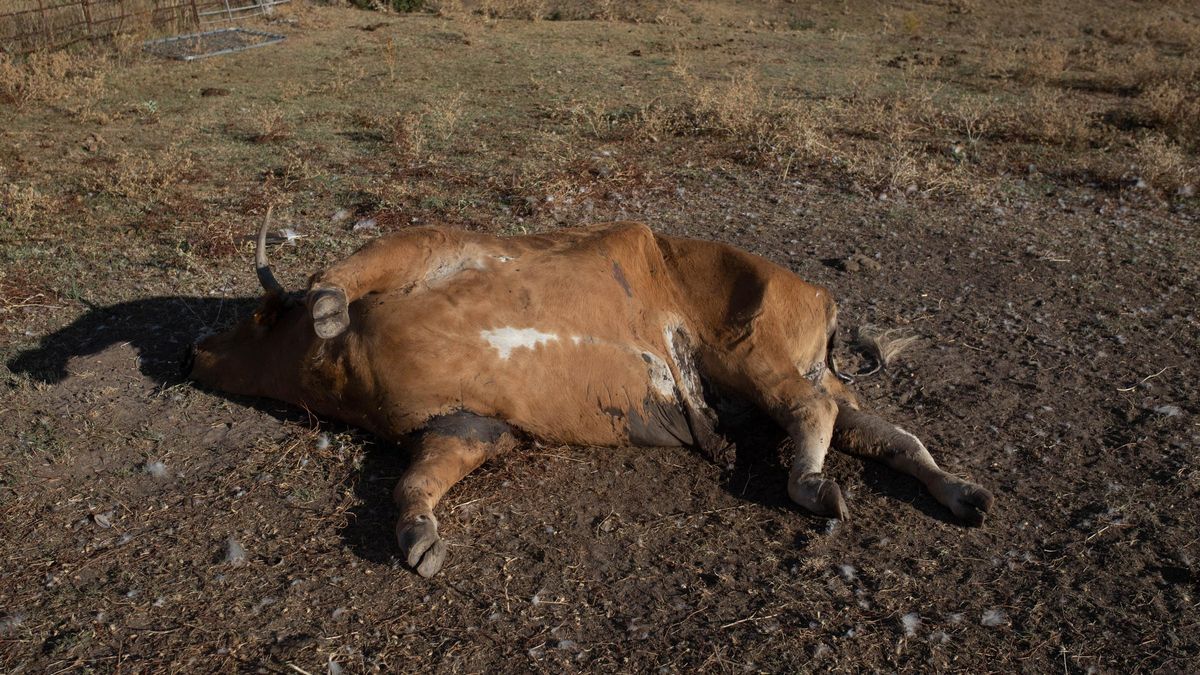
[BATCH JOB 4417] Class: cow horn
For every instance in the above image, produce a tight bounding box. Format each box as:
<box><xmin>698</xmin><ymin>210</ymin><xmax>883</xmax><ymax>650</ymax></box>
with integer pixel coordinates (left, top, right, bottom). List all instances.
<box><xmin>255</xmin><ymin>205</ymin><xmax>286</xmax><ymax>296</ymax></box>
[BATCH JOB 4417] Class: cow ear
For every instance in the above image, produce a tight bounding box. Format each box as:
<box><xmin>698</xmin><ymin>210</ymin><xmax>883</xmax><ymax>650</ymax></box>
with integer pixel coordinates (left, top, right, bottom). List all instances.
<box><xmin>252</xmin><ymin>291</ymin><xmax>286</xmax><ymax>328</ymax></box>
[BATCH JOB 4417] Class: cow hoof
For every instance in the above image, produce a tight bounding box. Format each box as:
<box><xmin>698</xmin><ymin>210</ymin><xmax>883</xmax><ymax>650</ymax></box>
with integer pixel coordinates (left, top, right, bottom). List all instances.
<box><xmin>788</xmin><ymin>474</ymin><xmax>850</xmax><ymax>521</ymax></box>
<box><xmin>937</xmin><ymin>478</ymin><xmax>994</xmax><ymax>526</ymax></box>
<box><xmin>397</xmin><ymin>513</ymin><xmax>447</xmax><ymax>577</ymax></box>
<box><xmin>310</xmin><ymin>285</ymin><xmax>349</xmax><ymax>339</ymax></box>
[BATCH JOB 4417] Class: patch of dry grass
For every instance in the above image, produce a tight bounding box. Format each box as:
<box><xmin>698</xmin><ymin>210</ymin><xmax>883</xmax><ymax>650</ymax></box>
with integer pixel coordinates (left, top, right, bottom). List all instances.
<box><xmin>0</xmin><ymin>50</ymin><xmax>106</xmax><ymax>108</ymax></box>
<box><xmin>1135</xmin><ymin>133</ymin><xmax>1197</xmax><ymax>195</ymax></box>
<box><xmin>0</xmin><ymin>183</ymin><xmax>57</xmax><ymax>228</ymax></box>
<box><xmin>85</xmin><ymin>148</ymin><xmax>197</xmax><ymax>210</ymax></box>
<box><xmin>565</xmin><ymin>70</ymin><xmax>992</xmax><ymax>197</ymax></box>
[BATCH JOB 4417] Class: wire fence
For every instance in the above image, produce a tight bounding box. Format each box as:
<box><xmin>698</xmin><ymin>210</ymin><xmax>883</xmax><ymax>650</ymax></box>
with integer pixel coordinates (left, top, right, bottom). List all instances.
<box><xmin>1</xmin><ymin>0</ymin><xmax>291</xmax><ymax>54</ymax></box>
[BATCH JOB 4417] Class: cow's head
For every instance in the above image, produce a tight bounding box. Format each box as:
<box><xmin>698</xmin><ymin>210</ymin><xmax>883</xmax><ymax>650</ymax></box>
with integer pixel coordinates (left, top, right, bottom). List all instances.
<box><xmin>184</xmin><ymin>207</ymin><xmax>312</xmax><ymax>399</ymax></box>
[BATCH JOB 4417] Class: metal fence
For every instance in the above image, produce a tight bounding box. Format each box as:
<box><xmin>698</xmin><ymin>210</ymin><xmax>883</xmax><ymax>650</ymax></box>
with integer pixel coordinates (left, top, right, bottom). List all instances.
<box><xmin>1</xmin><ymin>0</ymin><xmax>290</xmax><ymax>54</ymax></box>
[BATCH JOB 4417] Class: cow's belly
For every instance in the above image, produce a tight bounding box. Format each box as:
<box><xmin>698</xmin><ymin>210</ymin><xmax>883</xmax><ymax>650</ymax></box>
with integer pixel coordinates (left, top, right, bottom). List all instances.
<box><xmin>353</xmin><ymin>276</ymin><xmax>694</xmax><ymax>447</ymax></box>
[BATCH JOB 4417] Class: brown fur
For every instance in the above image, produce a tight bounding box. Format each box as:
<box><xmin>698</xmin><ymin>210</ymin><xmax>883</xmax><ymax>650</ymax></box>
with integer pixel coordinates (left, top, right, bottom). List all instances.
<box><xmin>189</xmin><ymin>222</ymin><xmax>993</xmax><ymax>576</ymax></box>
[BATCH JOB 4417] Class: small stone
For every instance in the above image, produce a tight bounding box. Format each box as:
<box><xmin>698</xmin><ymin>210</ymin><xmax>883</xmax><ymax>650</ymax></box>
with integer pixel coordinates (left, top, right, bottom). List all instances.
<box><xmin>224</xmin><ymin>537</ymin><xmax>247</xmax><ymax>565</ymax></box>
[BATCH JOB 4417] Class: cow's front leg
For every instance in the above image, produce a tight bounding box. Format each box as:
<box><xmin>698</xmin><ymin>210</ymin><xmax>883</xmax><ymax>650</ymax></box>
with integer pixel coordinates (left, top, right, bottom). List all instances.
<box><xmin>394</xmin><ymin>413</ymin><xmax>515</xmax><ymax>577</ymax></box>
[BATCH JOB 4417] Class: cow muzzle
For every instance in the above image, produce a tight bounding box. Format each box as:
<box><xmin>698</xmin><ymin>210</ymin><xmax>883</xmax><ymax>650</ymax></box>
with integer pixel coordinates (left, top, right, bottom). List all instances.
<box><xmin>180</xmin><ymin>342</ymin><xmax>197</xmax><ymax>378</ymax></box>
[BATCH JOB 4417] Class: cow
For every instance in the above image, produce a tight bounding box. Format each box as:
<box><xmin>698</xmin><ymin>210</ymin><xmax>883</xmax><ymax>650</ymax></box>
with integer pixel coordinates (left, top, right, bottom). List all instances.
<box><xmin>185</xmin><ymin>212</ymin><xmax>993</xmax><ymax>577</ymax></box>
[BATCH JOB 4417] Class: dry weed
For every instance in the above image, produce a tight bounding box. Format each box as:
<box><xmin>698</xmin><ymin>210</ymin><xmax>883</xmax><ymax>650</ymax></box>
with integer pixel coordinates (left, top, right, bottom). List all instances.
<box><xmin>249</xmin><ymin>106</ymin><xmax>291</xmax><ymax>143</ymax></box>
<box><xmin>1022</xmin><ymin>86</ymin><xmax>1092</xmax><ymax>147</ymax></box>
<box><xmin>88</xmin><ymin>148</ymin><xmax>196</xmax><ymax>208</ymax></box>
<box><xmin>0</xmin><ymin>50</ymin><xmax>107</xmax><ymax>108</ymax></box>
<box><xmin>1</xmin><ymin>184</ymin><xmax>56</xmax><ymax>228</ymax></box>
<box><xmin>426</xmin><ymin>91</ymin><xmax>468</xmax><ymax>142</ymax></box>
<box><xmin>1134</xmin><ymin>133</ymin><xmax>1197</xmax><ymax>196</ymax></box>
<box><xmin>1022</xmin><ymin>43</ymin><xmax>1069</xmax><ymax>83</ymax></box>
<box><xmin>386</xmin><ymin>111</ymin><xmax>427</xmax><ymax>161</ymax></box>
<box><xmin>479</xmin><ymin>0</ymin><xmax>547</xmax><ymax>20</ymax></box>
<box><xmin>371</xmin><ymin>93</ymin><xmax>468</xmax><ymax>163</ymax></box>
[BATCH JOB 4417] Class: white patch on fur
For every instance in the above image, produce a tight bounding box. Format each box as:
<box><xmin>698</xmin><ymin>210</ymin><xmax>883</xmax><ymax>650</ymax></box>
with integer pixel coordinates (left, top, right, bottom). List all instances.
<box><xmin>664</xmin><ymin>323</ymin><xmax>704</xmax><ymax>406</ymax></box>
<box><xmin>481</xmin><ymin>327</ymin><xmax>559</xmax><ymax>360</ymax></box>
<box><xmin>493</xmin><ymin>255</ymin><xmax>515</xmax><ymax>263</ymax></box>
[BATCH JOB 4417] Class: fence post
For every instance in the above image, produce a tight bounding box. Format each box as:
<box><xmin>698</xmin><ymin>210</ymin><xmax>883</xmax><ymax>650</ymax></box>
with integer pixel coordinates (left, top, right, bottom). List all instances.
<box><xmin>36</xmin><ymin>0</ymin><xmax>53</xmax><ymax>45</ymax></box>
<box><xmin>189</xmin><ymin>0</ymin><xmax>201</xmax><ymax>27</ymax></box>
<box><xmin>80</xmin><ymin>0</ymin><xmax>94</xmax><ymax>36</ymax></box>
<box><xmin>223</xmin><ymin>0</ymin><xmax>234</xmax><ymax>22</ymax></box>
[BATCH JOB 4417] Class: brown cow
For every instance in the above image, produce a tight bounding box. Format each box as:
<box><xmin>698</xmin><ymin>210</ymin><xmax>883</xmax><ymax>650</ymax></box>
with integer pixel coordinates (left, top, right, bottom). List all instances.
<box><xmin>187</xmin><ymin>215</ymin><xmax>993</xmax><ymax>577</ymax></box>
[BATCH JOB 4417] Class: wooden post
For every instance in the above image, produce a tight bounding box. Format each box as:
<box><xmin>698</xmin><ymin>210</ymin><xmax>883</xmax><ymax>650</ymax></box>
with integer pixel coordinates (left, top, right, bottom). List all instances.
<box><xmin>80</xmin><ymin>0</ymin><xmax>94</xmax><ymax>36</ymax></box>
<box><xmin>36</xmin><ymin>0</ymin><xmax>53</xmax><ymax>45</ymax></box>
<box><xmin>223</xmin><ymin>0</ymin><xmax>234</xmax><ymax>22</ymax></box>
<box><xmin>189</xmin><ymin>0</ymin><xmax>202</xmax><ymax>28</ymax></box>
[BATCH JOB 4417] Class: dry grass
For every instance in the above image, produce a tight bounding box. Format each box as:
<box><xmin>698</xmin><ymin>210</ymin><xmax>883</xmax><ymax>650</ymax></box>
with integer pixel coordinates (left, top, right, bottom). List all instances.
<box><xmin>565</xmin><ymin>71</ymin><xmax>993</xmax><ymax>197</ymax></box>
<box><xmin>0</xmin><ymin>50</ymin><xmax>106</xmax><ymax>108</ymax></box>
<box><xmin>85</xmin><ymin>148</ymin><xmax>197</xmax><ymax>209</ymax></box>
<box><xmin>0</xmin><ymin>184</ymin><xmax>57</xmax><ymax>229</ymax></box>
<box><xmin>1135</xmin><ymin>133</ymin><xmax>1197</xmax><ymax>195</ymax></box>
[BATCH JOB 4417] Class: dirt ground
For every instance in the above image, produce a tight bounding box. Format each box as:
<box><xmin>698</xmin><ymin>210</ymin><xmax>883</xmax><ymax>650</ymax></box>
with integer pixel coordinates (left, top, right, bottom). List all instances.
<box><xmin>2</xmin><ymin>1</ymin><xmax>1199</xmax><ymax>672</ymax></box>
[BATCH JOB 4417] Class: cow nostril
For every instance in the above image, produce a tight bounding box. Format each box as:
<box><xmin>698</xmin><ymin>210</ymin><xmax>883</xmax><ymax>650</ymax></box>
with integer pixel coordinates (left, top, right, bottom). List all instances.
<box><xmin>180</xmin><ymin>343</ymin><xmax>196</xmax><ymax>378</ymax></box>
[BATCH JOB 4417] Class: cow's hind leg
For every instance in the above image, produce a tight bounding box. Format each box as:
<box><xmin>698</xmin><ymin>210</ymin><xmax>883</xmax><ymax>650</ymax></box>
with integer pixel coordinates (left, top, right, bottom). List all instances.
<box><xmin>781</xmin><ymin>393</ymin><xmax>849</xmax><ymax>520</ymax></box>
<box><xmin>832</xmin><ymin>407</ymin><xmax>993</xmax><ymax>525</ymax></box>
<box><xmin>307</xmin><ymin>229</ymin><xmax>462</xmax><ymax>339</ymax></box>
<box><xmin>394</xmin><ymin>412</ymin><xmax>516</xmax><ymax>577</ymax></box>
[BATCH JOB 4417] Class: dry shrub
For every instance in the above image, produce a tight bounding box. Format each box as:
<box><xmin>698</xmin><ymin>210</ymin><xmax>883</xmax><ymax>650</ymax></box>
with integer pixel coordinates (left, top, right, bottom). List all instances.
<box><xmin>0</xmin><ymin>50</ymin><xmax>107</xmax><ymax>108</ymax></box>
<box><xmin>1</xmin><ymin>183</ymin><xmax>57</xmax><ymax>227</ymax></box>
<box><xmin>365</xmin><ymin>93</ymin><xmax>467</xmax><ymax>163</ymax></box>
<box><xmin>1134</xmin><ymin>133</ymin><xmax>1197</xmax><ymax>196</ymax></box>
<box><xmin>1141</xmin><ymin>81</ymin><xmax>1200</xmax><ymax>147</ymax></box>
<box><xmin>680</xmin><ymin>72</ymin><xmax>829</xmax><ymax>169</ymax></box>
<box><xmin>249</xmin><ymin>106</ymin><xmax>291</xmax><ymax>144</ymax></box>
<box><xmin>478</xmin><ymin>0</ymin><xmax>547</xmax><ymax>20</ymax></box>
<box><xmin>388</xmin><ymin>113</ymin><xmax>427</xmax><ymax>160</ymax></box>
<box><xmin>1022</xmin><ymin>43</ymin><xmax>1070</xmax><ymax>82</ymax></box>
<box><xmin>425</xmin><ymin>91</ymin><xmax>468</xmax><ymax>142</ymax></box>
<box><xmin>1021</xmin><ymin>86</ymin><xmax>1092</xmax><ymax>147</ymax></box>
<box><xmin>980</xmin><ymin>46</ymin><xmax>1020</xmax><ymax>80</ymax></box>
<box><xmin>88</xmin><ymin>148</ymin><xmax>196</xmax><ymax>208</ymax></box>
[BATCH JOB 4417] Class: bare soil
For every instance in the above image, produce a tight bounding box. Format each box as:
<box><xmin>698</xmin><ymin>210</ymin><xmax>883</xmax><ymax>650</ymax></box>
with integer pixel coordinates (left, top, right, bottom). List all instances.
<box><xmin>2</xmin><ymin>1</ymin><xmax>1198</xmax><ymax>672</ymax></box>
